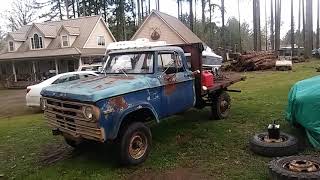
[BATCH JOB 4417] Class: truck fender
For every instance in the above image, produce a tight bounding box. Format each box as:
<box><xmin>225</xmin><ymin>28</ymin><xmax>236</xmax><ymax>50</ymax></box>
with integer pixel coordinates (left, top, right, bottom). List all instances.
<box><xmin>112</xmin><ymin>103</ymin><xmax>159</xmax><ymax>139</ymax></box>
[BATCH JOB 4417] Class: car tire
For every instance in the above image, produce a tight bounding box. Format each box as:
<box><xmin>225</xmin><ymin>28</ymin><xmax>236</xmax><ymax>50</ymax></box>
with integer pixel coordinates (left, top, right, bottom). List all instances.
<box><xmin>211</xmin><ymin>91</ymin><xmax>231</xmax><ymax>120</ymax></box>
<box><xmin>249</xmin><ymin>132</ymin><xmax>299</xmax><ymax>157</ymax></box>
<box><xmin>269</xmin><ymin>156</ymin><xmax>320</xmax><ymax>180</ymax></box>
<box><xmin>119</xmin><ymin>122</ymin><xmax>152</xmax><ymax>165</ymax></box>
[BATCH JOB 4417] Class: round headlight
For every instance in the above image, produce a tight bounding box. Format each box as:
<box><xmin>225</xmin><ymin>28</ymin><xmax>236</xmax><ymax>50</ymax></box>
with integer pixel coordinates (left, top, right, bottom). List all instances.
<box><xmin>83</xmin><ymin>106</ymin><xmax>93</xmax><ymax>119</ymax></box>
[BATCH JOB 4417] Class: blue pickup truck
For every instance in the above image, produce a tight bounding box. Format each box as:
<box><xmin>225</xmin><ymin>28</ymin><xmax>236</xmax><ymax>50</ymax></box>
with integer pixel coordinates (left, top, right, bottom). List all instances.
<box><xmin>41</xmin><ymin>42</ymin><xmax>244</xmax><ymax>165</ymax></box>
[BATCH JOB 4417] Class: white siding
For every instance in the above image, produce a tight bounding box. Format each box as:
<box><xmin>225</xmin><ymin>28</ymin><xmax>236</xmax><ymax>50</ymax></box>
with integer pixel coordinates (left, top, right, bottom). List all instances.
<box><xmin>84</xmin><ymin>19</ymin><xmax>114</xmax><ymax>48</ymax></box>
<box><xmin>132</xmin><ymin>14</ymin><xmax>185</xmax><ymax>44</ymax></box>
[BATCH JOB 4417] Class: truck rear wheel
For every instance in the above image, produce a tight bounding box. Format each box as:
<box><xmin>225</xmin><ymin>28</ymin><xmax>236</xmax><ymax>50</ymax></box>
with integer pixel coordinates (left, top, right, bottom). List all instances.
<box><xmin>119</xmin><ymin>122</ymin><xmax>152</xmax><ymax>165</ymax></box>
<box><xmin>211</xmin><ymin>91</ymin><xmax>231</xmax><ymax>120</ymax></box>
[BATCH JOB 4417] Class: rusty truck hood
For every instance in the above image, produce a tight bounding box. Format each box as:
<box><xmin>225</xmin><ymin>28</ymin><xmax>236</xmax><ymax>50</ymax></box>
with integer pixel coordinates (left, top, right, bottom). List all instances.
<box><xmin>41</xmin><ymin>75</ymin><xmax>160</xmax><ymax>102</ymax></box>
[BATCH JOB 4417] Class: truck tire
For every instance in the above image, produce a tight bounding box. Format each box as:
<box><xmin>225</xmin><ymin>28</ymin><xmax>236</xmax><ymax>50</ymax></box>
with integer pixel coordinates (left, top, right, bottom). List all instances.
<box><xmin>269</xmin><ymin>156</ymin><xmax>320</xmax><ymax>180</ymax></box>
<box><xmin>249</xmin><ymin>132</ymin><xmax>299</xmax><ymax>157</ymax></box>
<box><xmin>119</xmin><ymin>122</ymin><xmax>152</xmax><ymax>165</ymax></box>
<box><xmin>211</xmin><ymin>91</ymin><xmax>231</xmax><ymax>120</ymax></box>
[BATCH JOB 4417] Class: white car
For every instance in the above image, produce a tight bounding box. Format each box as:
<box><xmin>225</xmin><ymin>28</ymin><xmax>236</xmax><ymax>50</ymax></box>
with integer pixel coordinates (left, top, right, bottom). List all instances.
<box><xmin>26</xmin><ymin>71</ymin><xmax>99</xmax><ymax>108</ymax></box>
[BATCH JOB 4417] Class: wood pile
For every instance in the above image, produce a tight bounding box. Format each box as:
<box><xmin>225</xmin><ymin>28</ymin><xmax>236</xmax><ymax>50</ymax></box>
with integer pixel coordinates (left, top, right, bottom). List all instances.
<box><xmin>223</xmin><ymin>51</ymin><xmax>277</xmax><ymax>72</ymax></box>
<box><xmin>292</xmin><ymin>56</ymin><xmax>306</xmax><ymax>63</ymax></box>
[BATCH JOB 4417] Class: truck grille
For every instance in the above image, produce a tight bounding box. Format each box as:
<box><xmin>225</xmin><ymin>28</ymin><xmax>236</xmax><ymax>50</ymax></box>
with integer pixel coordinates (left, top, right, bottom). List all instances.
<box><xmin>43</xmin><ymin>97</ymin><xmax>104</xmax><ymax>142</ymax></box>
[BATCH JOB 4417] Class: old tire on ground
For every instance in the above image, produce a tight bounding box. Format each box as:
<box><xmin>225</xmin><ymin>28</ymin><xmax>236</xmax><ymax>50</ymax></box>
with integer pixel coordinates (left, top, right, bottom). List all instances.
<box><xmin>269</xmin><ymin>156</ymin><xmax>320</xmax><ymax>180</ymax></box>
<box><xmin>211</xmin><ymin>91</ymin><xmax>231</xmax><ymax>120</ymax></box>
<box><xmin>119</xmin><ymin>122</ymin><xmax>151</xmax><ymax>165</ymax></box>
<box><xmin>249</xmin><ymin>132</ymin><xmax>299</xmax><ymax>157</ymax></box>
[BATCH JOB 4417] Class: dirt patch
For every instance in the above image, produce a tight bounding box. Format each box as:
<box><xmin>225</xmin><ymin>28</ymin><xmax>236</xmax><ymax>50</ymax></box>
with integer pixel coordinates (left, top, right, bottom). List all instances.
<box><xmin>127</xmin><ymin>168</ymin><xmax>213</xmax><ymax>180</ymax></box>
<box><xmin>0</xmin><ymin>89</ymin><xmax>39</xmax><ymax>119</ymax></box>
<box><xmin>38</xmin><ymin>143</ymin><xmax>74</xmax><ymax>166</ymax></box>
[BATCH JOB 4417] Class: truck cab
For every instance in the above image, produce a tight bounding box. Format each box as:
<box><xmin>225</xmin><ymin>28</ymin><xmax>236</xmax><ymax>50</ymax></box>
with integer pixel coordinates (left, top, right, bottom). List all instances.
<box><xmin>41</xmin><ymin>40</ymin><xmax>244</xmax><ymax>165</ymax></box>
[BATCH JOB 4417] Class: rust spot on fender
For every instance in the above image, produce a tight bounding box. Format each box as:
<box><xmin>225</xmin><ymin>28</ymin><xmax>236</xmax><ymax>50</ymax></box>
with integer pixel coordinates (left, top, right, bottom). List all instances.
<box><xmin>108</xmin><ymin>96</ymin><xmax>128</xmax><ymax>111</ymax></box>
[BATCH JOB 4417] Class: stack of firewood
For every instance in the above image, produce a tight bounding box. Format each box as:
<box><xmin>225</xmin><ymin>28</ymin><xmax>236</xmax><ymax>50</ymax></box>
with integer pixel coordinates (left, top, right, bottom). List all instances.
<box><xmin>223</xmin><ymin>51</ymin><xmax>277</xmax><ymax>72</ymax></box>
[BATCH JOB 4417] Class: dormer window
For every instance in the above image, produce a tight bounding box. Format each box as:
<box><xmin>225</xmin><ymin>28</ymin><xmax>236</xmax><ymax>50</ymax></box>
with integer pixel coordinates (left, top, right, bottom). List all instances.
<box><xmin>61</xmin><ymin>35</ymin><xmax>69</xmax><ymax>47</ymax></box>
<box><xmin>30</xmin><ymin>33</ymin><xmax>43</xmax><ymax>49</ymax></box>
<box><xmin>8</xmin><ymin>41</ymin><xmax>14</xmax><ymax>52</ymax></box>
<box><xmin>97</xmin><ymin>36</ymin><xmax>105</xmax><ymax>46</ymax></box>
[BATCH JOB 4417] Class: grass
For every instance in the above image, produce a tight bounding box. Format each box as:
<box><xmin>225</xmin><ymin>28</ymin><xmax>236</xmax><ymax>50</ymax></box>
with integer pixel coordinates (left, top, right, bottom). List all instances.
<box><xmin>0</xmin><ymin>60</ymin><xmax>320</xmax><ymax>180</ymax></box>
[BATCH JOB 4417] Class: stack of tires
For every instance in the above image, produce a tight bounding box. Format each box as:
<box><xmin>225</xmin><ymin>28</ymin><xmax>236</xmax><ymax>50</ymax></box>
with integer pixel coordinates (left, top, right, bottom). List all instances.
<box><xmin>249</xmin><ymin>132</ymin><xmax>320</xmax><ymax>179</ymax></box>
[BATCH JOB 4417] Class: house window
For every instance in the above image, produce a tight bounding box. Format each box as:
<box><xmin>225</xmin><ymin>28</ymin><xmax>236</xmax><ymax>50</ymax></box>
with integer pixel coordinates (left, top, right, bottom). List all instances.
<box><xmin>30</xmin><ymin>33</ymin><xmax>43</xmax><ymax>49</ymax></box>
<box><xmin>97</xmin><ymin>36</ymin><xmax>105</xmax><ymax>46</ymax></box>
<box><xmin>61</xmin><ymin>35</ymin><xmax>69</xmax><ymax>47</ymax></box>
<box><xmin>8</xmin><ymin>41</ymin><xmax>14</xmax><ymax>52</ymax></box>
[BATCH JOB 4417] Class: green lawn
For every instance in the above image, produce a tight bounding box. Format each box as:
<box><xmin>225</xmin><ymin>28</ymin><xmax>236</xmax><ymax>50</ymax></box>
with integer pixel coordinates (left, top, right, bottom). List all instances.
<box><xmin>1</xmin><ymin>60</ymin><xmax>320</xmax><ymax>180</ymax></box>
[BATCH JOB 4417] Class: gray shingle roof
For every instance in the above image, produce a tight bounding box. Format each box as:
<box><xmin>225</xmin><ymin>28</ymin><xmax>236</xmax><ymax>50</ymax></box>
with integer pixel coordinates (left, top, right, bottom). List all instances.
<box><xmin>63</xmin><ymin>26</ymin><xmax>80</xmax><ymax>35</ymax></box>
<box><xmin>0</xmin><ymin>16</ymin><xmax>107</xmax><ymax>60</ymax></box>
<box><xmin>0</xmin><ymin>48</ymin><xmax>106</xmax><ymax>61</ymax></box>
<box><xmin>8</xmin><ymin>32</ymin><xmax>27</xmax><ymax>41</ymax></box>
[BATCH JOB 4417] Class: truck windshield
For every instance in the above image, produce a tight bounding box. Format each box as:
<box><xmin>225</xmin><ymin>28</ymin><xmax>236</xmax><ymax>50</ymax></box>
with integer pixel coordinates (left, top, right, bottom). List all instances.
<box><xmin>104</xmin><ymin>53</ymin><xmax>154</xmax><ymax>74</ymax></box>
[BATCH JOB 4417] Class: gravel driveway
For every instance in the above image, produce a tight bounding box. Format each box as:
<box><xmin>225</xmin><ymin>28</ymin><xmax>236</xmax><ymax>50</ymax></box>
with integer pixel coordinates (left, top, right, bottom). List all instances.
<box><xmin>0</xmin><ymin>89</ymin><xmax>39</xmax><ymax>119</ymax></box>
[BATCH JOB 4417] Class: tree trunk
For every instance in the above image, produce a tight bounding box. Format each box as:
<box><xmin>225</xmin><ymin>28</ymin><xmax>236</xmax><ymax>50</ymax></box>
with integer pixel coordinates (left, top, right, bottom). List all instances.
<box><xmin>88</xmin><ymin>0</ymin><xmax>92</xmax><ymax>15</ymax></box>
<box><xmin>180</xmin><ymin>0</ymin><xmax>183</xmax><ymax>18</ymax></box>
<box><xmin>103</xmin><ymin>0</ymin><xmax>107</xmax><ymax>22</ymax></box>
<box><xmin>71</xmin><ymin>0</ymin><xmax>76</xmax><ymax>18</ymax></box>
<box><xmin>201</xmin><ymin>0</ymin><xmax>205</xmax><ymax>24</ymax></box>
<box><xmin>148</xmin><ymin>0</ymin><xmax>150</xmax><ymax>14</ymax></box>
<box><xmin>305</xmin><ymin>0</ymin><xmax>313</xmax><ymax>58</ymax></box>
<box><xmin>141</xmin><ymin>0</ymin><xmax>144</xmax><ymax>20</ymax></box>
<box><xmin>303</xmin><ymin>0</ymin><xmax>305</xmax><ymax>52</ymax></box>
<box><xmin>137</xmin><ymin>0</ymin><xmax>141</xmax><ymax>25</ymax></box>
<box><xmin>275</xmin><ymin>0</ymin><xmax>281</xmax><ymax>51</ymax></box>
<box><xmin>76</xmin><ymin>0</ymin><xmax>80</xmax><ymax>17</ymax></box>
<box><xmin>194</xmin><ymin>0</ymin><xmax>197</xmax><ymax>29</ymax></box>
<box><xmin>189</xmin><ymin>0</ymin><xmax>194</xmax><ymax>31</ymax></box>
<box><xmin>253</xmin><ymin>0</ymin><xmax>257</xmax><ymax>51</ymax></box>
<box><xmin>209</xmin><ymin>0</ymin><xmax>211</xmax><ymax>23</ymax></box>
<box><xmin>257</xmin><ymin>0</ymin><xmax>261</xmax><ymax>51</ymax></box>
<box><xmin>58</xmin><ymin>0</ymin><xmax>63</xmax><ymax>20</ymax></box>
<box><xmin>291</xmin><ymin>0</ymin><xmax>295</xmax><ymax>55</ymax></box>
<box><xmin>94</xmin><ymin>0</ymin><xmax>98</xmax><ymax>15</ymax></box>
<box><xmin>177</xmin><ymin>0</ymin><xmax>180</xmax><ymax>19</ymax></box>
<box><xmin>238</xmin><ymin>0</ymin><xmax>242</xmax><ymax>52</ymax></box>
<box><xmin>82</xmin><ymin>0</ymin><xmax>86</xmax><ymax>16</ymax></box>
<box><xmin>221</xmin><ymin>0</ymin><xmax>226</xmax><ymax>61</ymax></box>
<box><xmin>317</xmin><ymin>0</ymin><xmax>319</xmax><ymax>48</ymax></box>
<box><xmin>65</xmin><ymin>0</ymin><xmax>69</xmax><ymax>19</ymax></box>
<box><xmin>298</xmin><ymin>0</ymin><xmax>301</xmax><ymax>56</ymax></box>
<box><xmin>265</xmin><ymin>0</ymin><xmax>267</xmax><ymax>50</ymax></box>
<box><xmin>270</xmin><ymin>0</ymin><xmax>274</xmax><ymax>50</ymax></box>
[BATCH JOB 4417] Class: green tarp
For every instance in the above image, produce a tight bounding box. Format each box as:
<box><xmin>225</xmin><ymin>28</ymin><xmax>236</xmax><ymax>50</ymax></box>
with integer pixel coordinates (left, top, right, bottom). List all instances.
<box><xmin>286</xmin><ymin>75</ymin><xmax>320</xmax><ymax>148</ymax></box>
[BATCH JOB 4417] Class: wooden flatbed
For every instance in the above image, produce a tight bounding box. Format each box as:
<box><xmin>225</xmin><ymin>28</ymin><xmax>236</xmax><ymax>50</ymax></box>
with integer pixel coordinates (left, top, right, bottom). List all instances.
<box><xmin>207</xmin><ymin>72</ymin><xmax>246</xmax><ymax>92</ymax></box>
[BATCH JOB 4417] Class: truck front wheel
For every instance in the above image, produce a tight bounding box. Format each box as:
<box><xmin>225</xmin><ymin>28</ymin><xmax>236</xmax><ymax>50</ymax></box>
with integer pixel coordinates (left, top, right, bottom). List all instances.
<box><xmin>211</xmin><ymin>91</ymin><xmax>231</xmax><ymax>120</ymax></box>
<box><xmin>119</xmin><ymin>122</ymin><xmax>152</xmax><ymax>165</ymax></box>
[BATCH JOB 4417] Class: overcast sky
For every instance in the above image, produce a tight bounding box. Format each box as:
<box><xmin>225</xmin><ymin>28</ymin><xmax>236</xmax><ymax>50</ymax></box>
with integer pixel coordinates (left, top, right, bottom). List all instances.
<box><xmin>0</xmin><ymin>0</ymin><xmax>319</xmax><ymax>38</ymax></box>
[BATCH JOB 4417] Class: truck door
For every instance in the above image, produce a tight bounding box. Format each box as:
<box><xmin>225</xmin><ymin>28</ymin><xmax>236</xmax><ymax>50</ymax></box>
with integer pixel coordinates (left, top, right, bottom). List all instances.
<box><xmin>157</xmin><ymin>51</ymin><xmax>195</xmax><ymax>117</ymax></box>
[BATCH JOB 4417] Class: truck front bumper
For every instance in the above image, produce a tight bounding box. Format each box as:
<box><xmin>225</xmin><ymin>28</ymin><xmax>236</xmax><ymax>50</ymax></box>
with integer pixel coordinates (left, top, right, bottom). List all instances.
<box><xmin>43</xmin><ymin>97</ymin><xmax>105</xmax><ymax>142</ymax></box>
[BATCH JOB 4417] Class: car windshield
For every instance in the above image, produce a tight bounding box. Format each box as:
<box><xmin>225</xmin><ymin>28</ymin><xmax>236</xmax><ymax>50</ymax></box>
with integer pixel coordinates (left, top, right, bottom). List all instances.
<box><xmin>104</xmin><ymin>52</ymin><xmax>154</xmax><ymax>74</ymax></box>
